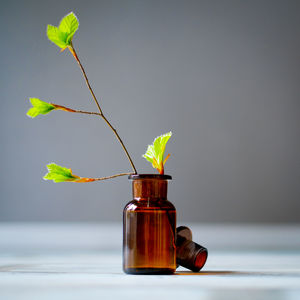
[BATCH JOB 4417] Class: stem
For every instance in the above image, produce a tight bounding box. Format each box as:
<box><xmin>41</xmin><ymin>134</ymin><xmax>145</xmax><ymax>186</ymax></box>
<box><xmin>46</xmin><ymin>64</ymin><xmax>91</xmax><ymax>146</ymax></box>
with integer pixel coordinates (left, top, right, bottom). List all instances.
<box><xmin>68</xmin><ymin>42</ymin><xmax>137</xmax><ymax>174</ymax></box>
<box><xmin>52</xmin><ymin>104</ymin><xmax>101</xmax><ymax>116</ymax></box>
<box><xmin>93</xmin><ymin>172</ymin><xmax>133</xmax><ymax>181</ymax></box>
<box><xmin>100</xmin><ymin>114</ymin><xmax>137</xmax><ymax>174</ymax></box>
<box><xmin>74</xmin><ymin>110</ymin><xmax>101</xmax><ymax>116</ymax></box>
<box><xmin>68</xmin><ymin>43</ymin><xmax>103</xmax><ymax>115</ymax></box>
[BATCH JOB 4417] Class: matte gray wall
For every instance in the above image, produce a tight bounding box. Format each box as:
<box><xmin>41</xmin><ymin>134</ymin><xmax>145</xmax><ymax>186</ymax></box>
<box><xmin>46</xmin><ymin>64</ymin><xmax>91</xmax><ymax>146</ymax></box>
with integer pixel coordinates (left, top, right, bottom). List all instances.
<box><xmin>1</xmin><ymin>0</ymin><xmax>299</xmax><ymax>222</ymax></box>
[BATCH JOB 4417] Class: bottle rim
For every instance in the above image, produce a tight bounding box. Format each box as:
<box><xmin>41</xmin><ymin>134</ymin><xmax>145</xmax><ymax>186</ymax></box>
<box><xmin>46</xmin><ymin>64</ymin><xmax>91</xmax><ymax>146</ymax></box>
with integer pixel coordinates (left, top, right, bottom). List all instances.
<box><xmin>128</xmin><ymin>174</ymin><xmax>172</xmax><ymax>180</ymax></box>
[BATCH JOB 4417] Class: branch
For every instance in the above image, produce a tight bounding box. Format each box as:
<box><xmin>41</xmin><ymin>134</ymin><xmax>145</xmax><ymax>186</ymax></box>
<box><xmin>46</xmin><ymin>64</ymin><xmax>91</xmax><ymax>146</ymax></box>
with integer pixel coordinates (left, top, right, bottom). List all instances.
<box><xmin>52</xmin><ymin>104</ymin><xmax>101</xmax><ymax>116</ymax></box>
<box><xmin>68</xmin><ymin>44</ymin><xmax>103</xmax><ymax>115</ymax></box>
<box><xmin>93</xmin><ymin>172</ymin><xmax>133</xmax><ymax>181</ymax></box>
<box><xmin>67</xmin><ymin>43</ymin><xmax>137</xmax><ymax>174</ymax></box>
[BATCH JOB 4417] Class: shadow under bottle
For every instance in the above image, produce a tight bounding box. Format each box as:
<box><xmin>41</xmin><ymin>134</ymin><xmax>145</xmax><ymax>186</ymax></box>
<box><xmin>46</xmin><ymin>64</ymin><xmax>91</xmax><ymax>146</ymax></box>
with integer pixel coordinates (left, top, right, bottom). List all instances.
<box><xmin>123</xmin><ymin>174</ymin><xmax>176</xmax><ymax>274</ymax></box>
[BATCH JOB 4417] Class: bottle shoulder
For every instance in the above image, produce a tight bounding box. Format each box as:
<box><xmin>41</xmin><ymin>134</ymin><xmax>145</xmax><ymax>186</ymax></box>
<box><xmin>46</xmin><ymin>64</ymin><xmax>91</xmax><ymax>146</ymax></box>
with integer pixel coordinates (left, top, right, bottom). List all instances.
<box><xmin>124</xmin><ymin>199</ymin><xmax>176</xmax><ymax>212</ymax></box>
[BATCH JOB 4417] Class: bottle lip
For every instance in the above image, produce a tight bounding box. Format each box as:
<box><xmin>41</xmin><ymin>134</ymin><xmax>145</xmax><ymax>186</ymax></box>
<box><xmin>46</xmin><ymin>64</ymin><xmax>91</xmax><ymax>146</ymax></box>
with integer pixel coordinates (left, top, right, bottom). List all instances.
<box><xmin>128</xmin><ymin>174</ymin><xmax>172</xmax><ymax>180</ymax></box>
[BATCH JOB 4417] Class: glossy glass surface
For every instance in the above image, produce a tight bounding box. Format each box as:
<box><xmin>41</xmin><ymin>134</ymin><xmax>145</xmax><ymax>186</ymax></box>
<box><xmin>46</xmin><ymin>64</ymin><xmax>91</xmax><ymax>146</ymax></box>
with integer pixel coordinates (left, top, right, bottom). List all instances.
<box><xmin>123</xmin><ymin>176</ymin><xmax>176</xmax><ymax>274</ymax></box>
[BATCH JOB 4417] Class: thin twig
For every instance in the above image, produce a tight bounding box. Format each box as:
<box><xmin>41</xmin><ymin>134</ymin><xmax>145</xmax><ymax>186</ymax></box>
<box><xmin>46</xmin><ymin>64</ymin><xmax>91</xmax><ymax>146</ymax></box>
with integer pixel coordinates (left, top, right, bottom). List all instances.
<box><xmin>68</xmin><ymin>43</ymin><xmax>103</xmax><ymax>115</ymax></box>
<box><xmin>74</xmin><ymin>110</ymin><xmax>101</xmax><ymax>116</ymax></box>
<box><xmin>93</xmin><ymin>172</ymin><xmax>133</xmax><ymax>181</ymax></box>
<box><xmin>52</xmin><ymin>104</ymin><xmax>101</xmax><ymax>116</ymax></box>
<box><xmin>68</xmin><ymin>43</ymin><xmax>137</xmax><ymax>174</ymax></box>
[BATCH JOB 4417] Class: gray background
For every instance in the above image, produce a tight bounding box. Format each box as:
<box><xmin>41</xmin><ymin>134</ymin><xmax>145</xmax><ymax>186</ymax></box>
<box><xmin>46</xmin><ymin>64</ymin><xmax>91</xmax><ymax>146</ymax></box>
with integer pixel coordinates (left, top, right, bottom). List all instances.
<box><xmin>0</xmin><ymin>0</ymin><xmax>299</xmax><ymax>223</ymax></box>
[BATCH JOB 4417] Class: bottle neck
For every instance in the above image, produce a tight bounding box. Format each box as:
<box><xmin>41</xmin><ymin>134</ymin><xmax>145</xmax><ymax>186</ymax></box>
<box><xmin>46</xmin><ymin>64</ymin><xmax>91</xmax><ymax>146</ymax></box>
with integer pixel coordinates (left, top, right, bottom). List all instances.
<box><xmin>132</xmin><ymin>178</ymin><xmax>168</xmax><ymax>200</ymax></box>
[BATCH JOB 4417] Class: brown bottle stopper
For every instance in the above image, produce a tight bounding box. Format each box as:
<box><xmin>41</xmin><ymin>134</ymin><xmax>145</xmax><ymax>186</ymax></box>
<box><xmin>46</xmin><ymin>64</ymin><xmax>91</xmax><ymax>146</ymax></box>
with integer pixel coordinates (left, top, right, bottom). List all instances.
<box><xmin>176</xmin><ymin>226</ymin><xmax>208</xmax><ymax>272</ymax></box>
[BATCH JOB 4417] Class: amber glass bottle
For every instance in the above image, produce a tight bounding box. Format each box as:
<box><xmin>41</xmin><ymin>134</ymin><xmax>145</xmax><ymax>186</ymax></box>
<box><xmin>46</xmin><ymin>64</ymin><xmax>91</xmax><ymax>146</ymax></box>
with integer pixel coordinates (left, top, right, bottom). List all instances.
<box><xmin>123</xmin><ymin>174</ymin><xmax>176</xmax><ymax>274</ymax></box>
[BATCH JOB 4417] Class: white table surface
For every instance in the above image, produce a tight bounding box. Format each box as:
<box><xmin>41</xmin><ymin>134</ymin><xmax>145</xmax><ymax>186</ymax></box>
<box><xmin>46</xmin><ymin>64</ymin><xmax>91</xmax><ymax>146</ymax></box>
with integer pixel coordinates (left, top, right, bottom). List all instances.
<box><xmin>0</xmin><ymin>223</ymin><xmax>300</xmax><ymax>300</ymax></box>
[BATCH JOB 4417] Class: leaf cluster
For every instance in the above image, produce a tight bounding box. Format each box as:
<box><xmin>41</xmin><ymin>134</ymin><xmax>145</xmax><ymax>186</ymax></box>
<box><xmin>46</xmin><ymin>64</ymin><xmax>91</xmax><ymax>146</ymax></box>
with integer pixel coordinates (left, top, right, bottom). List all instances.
<box><xmin>47</xmin><ymin>12</ymin><xmax>79</xmax><ymax>50</ymax></box>
<box><xmin>27</xmin><ymin>98</ymin><xmax>56</xmax><ymax>118</ymax></box>
<box><xmin>143</xmin><ymin>132</ymin><xmax>172</xmax><ymax>174</ymax></box>
<box><xmin>43</xmin><ymin>163</ymin><xmax>79</xmax><ymax>182</ymax></box>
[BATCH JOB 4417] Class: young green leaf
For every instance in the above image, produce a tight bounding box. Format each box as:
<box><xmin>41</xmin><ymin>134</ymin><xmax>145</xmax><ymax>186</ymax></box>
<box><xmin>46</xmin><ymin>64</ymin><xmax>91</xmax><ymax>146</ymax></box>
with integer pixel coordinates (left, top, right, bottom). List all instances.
<box><xmin>47</xmin><ymin>12</ymin><xmax>79</xmax><ymax>49</ymax></box>
<box><xmin>58</xmin><ymin>12</ymin><xmax>79</xmax><ymax>44</ymax></box>
<box><xmin>43</xmin><ymin>163</ymin><xmax>96</xmax><ymax>183</ymax></box>
<box><xmin>142</xmin><ymin>132</ymin><xmax>172</xmax><ymax>174</ymax></box>
<box><xmin>26</xmin><ymin>98</ymin><xmax>78</xmax><ymax>118</ymax></box>
<box><xmin>27</xmin><ymin>98</ymin><xmax>56</xmax><ymax>118</ymax></box>
<box><xmin>46</xmin><ymin>25</ymin><xmax>68</xmax><ymax>49</ymax></box>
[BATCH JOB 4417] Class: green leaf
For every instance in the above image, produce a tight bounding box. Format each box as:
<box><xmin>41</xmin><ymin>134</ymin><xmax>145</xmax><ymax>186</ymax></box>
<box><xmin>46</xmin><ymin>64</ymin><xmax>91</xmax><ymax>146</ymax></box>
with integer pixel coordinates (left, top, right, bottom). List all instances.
<box><xmin>43</xmin><ymin>163</ymin><xmax>97</xmax><ymax>183</ymax></box>
<box><xmin>47</xmin><ymin>12</ymin><xmax>79</xmax><ymax>49</ymax></box>
<box><xmin>142</xmin><ymin>132</ymin><xmax>172</xmax><ymax>174</ymax></box>
<box><xmin>27</xmin><ymin>98</ymin><xmax>56</xmax><ymax>118</ymax></box>
<box><xmin>46</xmin><ymin>25</ymin><xmax>68</xmax><ymax>48</ymax></box>
<box><xmin>43</xmin><ymin>163</ymin><xmax>79</xmax><ymax>183</ymax></box>
<box><xmin>143</xmin><ymin>145</ymin><xmax>155</xmax><ymax>164</ymax></box>
<box><xmin>58</xmin><ymin>12</ymin><xmax>79</xmax><ymax>44</ymax></box>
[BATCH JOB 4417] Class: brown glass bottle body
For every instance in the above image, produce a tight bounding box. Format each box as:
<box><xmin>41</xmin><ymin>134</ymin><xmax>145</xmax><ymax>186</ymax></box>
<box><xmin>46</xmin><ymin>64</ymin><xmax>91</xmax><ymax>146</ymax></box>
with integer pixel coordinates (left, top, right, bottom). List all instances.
<box><xmin>123</xmin><ymin>175</ymin><xmax>176</xmax><ymax>274</ymax></box>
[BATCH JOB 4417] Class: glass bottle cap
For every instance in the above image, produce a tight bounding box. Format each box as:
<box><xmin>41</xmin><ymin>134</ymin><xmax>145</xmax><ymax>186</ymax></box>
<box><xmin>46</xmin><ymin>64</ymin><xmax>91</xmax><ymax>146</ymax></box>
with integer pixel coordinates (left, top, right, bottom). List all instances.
<box><xmin>176</xmin><ymin>226</ymin><xmax>208</xmax><ymax>272</ymax></box>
